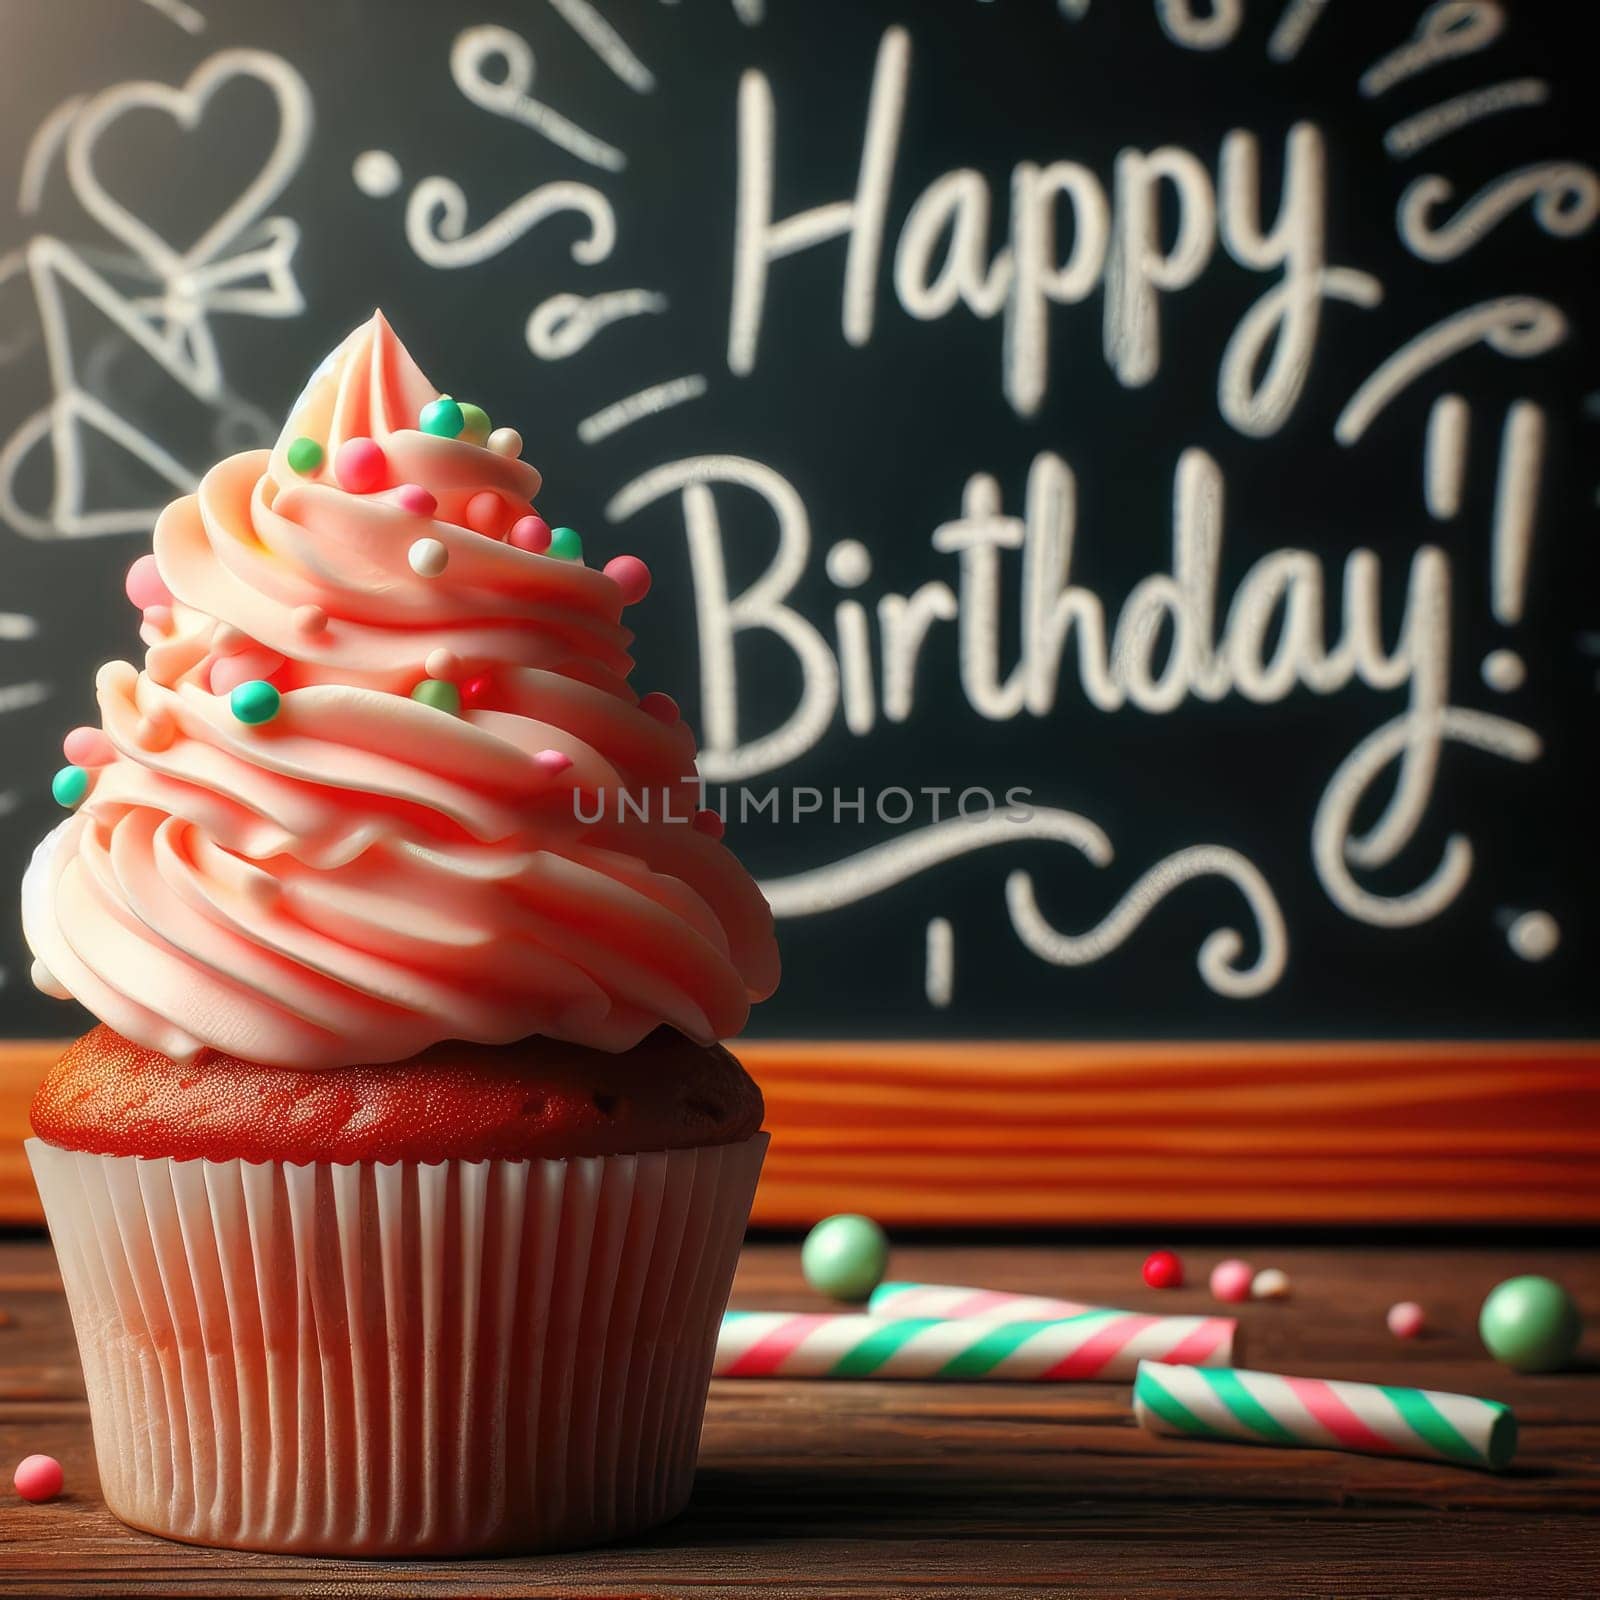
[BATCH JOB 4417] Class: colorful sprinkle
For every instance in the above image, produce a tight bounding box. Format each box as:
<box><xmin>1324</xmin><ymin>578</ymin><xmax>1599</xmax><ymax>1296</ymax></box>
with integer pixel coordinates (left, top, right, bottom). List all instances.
<box><xmin>1251</xmin><ymin>1267</ymin><xmax>1291</xmax><ymax>1300</ymax></box>
<box><xmin>124</xmin><ymin>554</ymin><xmax>171</xmax><ymax>610</ymax></box>
<box><xmin>457</xmin><ymin>402</ymin><xmax>492</xmax><ymax>444</ymax></box>
<box><xmin>802</xmin><ymin>1214</ymin><xmax>890</xmax><ymax>1302</ymax></box>
<box><xmin>408</xmin><ymin>537</ymin><xmax>449</xmax><ymax>577</ymax></box>
<box><xmin>534</xmin><ymin>748</ymin><xmax>572</xmax><ymax>775</ymax></box>
<box><xmin>51</xmin><ymin>766</ymin><xmax>89</xmax><ymax>808</ymax></box>
<box><xmin>230</xmin><ymin>679</ymin><xmax>282</xmax><ymax>725</ymax></box>
<box><xmin>465</xmin><ymin>490</ymin><xmax>512</xmax><ymax>538</ymax></box>
<box><xmin>335</xmin><ymin>437</ymin><xmax>387</xmax><ymax>494</ymax></box>
<box><xmin>461</xmin><ymin>673</ymin><xmax>493</xmax><ymax>707</ymax></box>
<box><xmin>604</xmin><ymin>554</ymin><xmax>652</xmax><ymax>606</ymax></box>
<box><xmin>1387</xmin><ymin>1301</ymin><xmax>1426</xmax><ymax>1340</ymax></box>
<box><xmin>396</xmin><ymin>483</ymin><xmax>437</xmax><ymax>516</ymax></box>
<box><xmin>1143</xmin><ymin>1249</ymin><xmax>1184</xmax><ymax>1290</ymax></box>
<box><xmin>286</xmin><ymin>436</ymin><xmax>324</xmax><ymax>475</ymax></box>
<box><xmin>62</xmin><ymin>727</ymin><xmax>113</xmax><ymax>767</ymax></box>
<box><xmin>639</xmin><ymin>691</ymin><xmax>679</xmax><ymax>725</ymax></box>
<box><xmin>487</xmin><ymin>427</ymin><xmax>522</xmax><ymax>457</ymax></box>
<box><xmin>292</xmin><ymin>604</ymin><xmax>327</xmax><ymax>635</ymax></box>
<box><xmin>13</xmin><ymin>1454</ymin><xmax>63</xmax><ymax>1503</ymax></box>
<box><xmin>420</xmin><ymin>396</ymin><xmax>465</xmax><ymax>438</ymax></box>
<box><xmin>548</xmin><ymin>524</ymin><xmax>582</xmax><ymax>561</ymax></box>
<box><xmin>508</xmin><ymin>514</ymin><xmax>551</xmax><ymax>553</ymax></box>
<box><xmin>424</xmin><ymin>648</ymin><xmax>460</xmax><ymax>680</ymax></box>
<box><xmin>1210</xmin><ymin>1259</ymin><xmax>1254</xmax><ymax>1303</ymax></box>
<box><xmin>693</xmin><ymin>807</ymin><xmax>725</xmax><ymax>839</ymax></box>
<box><xmin>411</xmin><ymin>678</ymin><xmax>461</xmax><ymax>714</ymax></box>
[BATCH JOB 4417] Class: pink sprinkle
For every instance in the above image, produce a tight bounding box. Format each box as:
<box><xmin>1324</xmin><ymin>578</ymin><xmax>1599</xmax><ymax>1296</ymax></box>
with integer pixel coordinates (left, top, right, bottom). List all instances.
<box><xmin>639</xmin><ymin>691</ymin><xmax>679</xmax><ymax>725</ymax></box>
<box><xmin>1387</xmin><ymin>1301</ymin><xmax>1425</xmax><ymax>1339</ymax></box>
<box><xmin>508</xmin><ymin>514</ymin><xmax>551</xmax><ymax>553</ymax></box>
<box><xmin>210</xmin><ymin>649</ymin><xmax>284</xmax><ymax>696</ymax></box>
<box><xmin>465</xmin><ymin>490</ymin><xmax>512</xmax><ymax>538</ymax></box>
<box><xmin>293</xmin><ymin>605</ymin><xmax>327</xmax><ymax>635</ymax></box>
<box><xmin>124</xmin><ymin>554</ymin><xmax>171</xmax><ymax>610</ymax></box>
<box><xmin>396</xmin><ymin>483</ymin><xmax>437</xmax><ymax>516</ymax></box>
<box><xmin>604</xmin><ymin>554</ymin><xmax>652</xmax><ymax>606</ymax></box>
<box><xmin>425</xmin><ymin>648</ymin><xmax>460</xmax><ymax>680</ymax></box>
<box><xmin>1209</xmin><ymin>1259</ymin><xmax>1254</xmax><ymax>1303</ymax></box>
<box><xmin>693</xmin><ymin>808</ymin><xmax>725</xmax><ymax>840</ymax></box>
<box><xmin>335</xmin><ymin>437</ymin><xmax>387</xmax><ymax>494</ymax></box>
<box><xmin>535</xmin><ymin>748</ymin><xmax>573</xmax><ymax>776</ymax></box>
<box><xmin>63</xmin><ymin>727</ymin><xmax>113</xmax><ymax>766</ymax></box>
<box><xmin>13</xmin><ymin>1454</ymin><xmax>63</xmax><ymax>1503</ymax></box>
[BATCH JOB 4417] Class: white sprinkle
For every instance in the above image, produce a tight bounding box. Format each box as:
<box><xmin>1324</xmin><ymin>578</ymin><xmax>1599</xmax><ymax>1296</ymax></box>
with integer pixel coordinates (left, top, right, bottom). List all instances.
<box><xmin>409</xmin><ymin>538</ymin><xmax>449</xmax><ymax>577</ymax></box>
<box><xmin>352</xmin><ymin>149</ymin><xmax>402</xmax><ymax>197</ymax></box>
<box><xmin>1251</xmin><ymin>1267</ymin><xmax>1291</xmax><ymax>1300</ymax></box>
<box><xmin>1481</xmin><ymin>650</ymin><xmax>1526</xmax><ymax>693</ymax></box>
<box><xmin>487</xmin><ymin>427</ymin><xmax>523</xmax><ymax>457</ymax></box>
<box><xmin>1507</xmin><ymin>910</ymin><xmax>1560</xmax><ymax>962</ymax></box>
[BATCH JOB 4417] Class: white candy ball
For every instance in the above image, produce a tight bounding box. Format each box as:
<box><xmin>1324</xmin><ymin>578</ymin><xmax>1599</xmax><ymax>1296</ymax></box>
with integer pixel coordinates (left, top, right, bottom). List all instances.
<box><xmin>408</xmin><ymin>538</ymin><xmax>449</xmax><ymax>578</ymax></box>
<box><xmin>1251</xmin><ymin>1267</ymin><xmax>1291</xmax><ymax>1300</ymax></box>
<box><xmin>487</xmin><ymin>427</ymin><xmax>522</xmax><ymax>457</ymax></box>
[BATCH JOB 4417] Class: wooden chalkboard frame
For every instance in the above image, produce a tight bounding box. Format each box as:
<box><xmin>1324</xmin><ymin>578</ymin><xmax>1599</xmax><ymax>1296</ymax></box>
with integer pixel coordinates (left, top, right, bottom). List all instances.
<box><xmin>3</xmin><ymin>1038</ymin><xmax>1596</xmax><ymax>1227</ymax></box>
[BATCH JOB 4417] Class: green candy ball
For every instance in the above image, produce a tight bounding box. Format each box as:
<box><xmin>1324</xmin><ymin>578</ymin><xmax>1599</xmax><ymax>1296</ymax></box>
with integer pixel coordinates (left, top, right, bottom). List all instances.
<box><xmin>286</xmin><ymin>436</ymin><xmax>324</xmax><ymax>475</ymax></box>
<box><xmin>1479</xmin><ymin>1275</ymin><xmax>1582</xmax><ymax>1373</ymax></box>
<box><xmin>419</xmin><ymin>397</ymin><xmax>465</xmax><ymax>438</ymax></box>
<box><xmin>457</xmin><ymin>402</ymin><xmax>492</xmax><ymax>445</ymax></box>
<box><xmin>801</xmin><ymin>1213</ymin><xmax>889</xmax><ymax>1302</ymax></box>
<box><xmin>548</xmin><ymin>525</ymin><xmax>583</xmax><ymax>561</ymax></box>
<box><xmin>410</xmin><ymin>678</ymin><xmax>461</xmax><ymax>715</ymax></box>
<box><xmin>230</xmin><ymin>679</ymin><xmax>281</xmax><ymax>725</ymax></box>
<box><xmin>51</xmin><ymin>765</ymin><xmax>89</xmax><ymax>808</ymax></box>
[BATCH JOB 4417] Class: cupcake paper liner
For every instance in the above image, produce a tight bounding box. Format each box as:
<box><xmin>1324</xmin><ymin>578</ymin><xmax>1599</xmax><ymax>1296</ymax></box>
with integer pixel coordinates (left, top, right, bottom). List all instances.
<box><xmin>27</xmin><ymin>1131</ymin><xmax>766</xmax><ymax>1555</ymax></box>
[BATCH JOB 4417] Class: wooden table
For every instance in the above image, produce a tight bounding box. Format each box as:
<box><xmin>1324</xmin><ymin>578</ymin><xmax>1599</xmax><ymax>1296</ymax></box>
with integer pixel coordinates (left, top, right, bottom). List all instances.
<box><xmin>1</xmin><ymin>1236</ymin><xmax>1595</xmax><ymax>1596</ymax></box>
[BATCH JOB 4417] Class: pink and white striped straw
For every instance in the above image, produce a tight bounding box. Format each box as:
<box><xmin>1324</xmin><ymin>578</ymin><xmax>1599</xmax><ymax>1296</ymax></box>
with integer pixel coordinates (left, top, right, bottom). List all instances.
<box><xmin>869</xmin><ymin>1281</ymin><xmax>1102</xmax><ymax>1321</ymax></box>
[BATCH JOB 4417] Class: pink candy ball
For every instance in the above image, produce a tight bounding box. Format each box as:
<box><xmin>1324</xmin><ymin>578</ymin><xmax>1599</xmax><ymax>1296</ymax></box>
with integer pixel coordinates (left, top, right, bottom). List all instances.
<box><xmin>62</xmin><ymin>727</ymin><xmax>113</xmax><ymax>767</ymax></box>
<box><xmin>334</xmin><ymin>437</ymin><xmax>387</xmax><ymax>494</ymax></box>
<box><xmin>1387</xmin><ymin>1301</ymin><xmax>1426</xmax><ymax>1339</ymax></box>
<box><xmin>395</xmin><ymin>483</ymin><xmax>437</xmax><ymax>516</ymax></box>
<box><xmin>124</xmin><ymin>553</ymin><xmax>171</xmax><ymax>610</ymax></box>
<box><xmin>534</xmin><ymin>748</ymin><xmax>572</xmax><ymax>776</ymax></box>
<box><xmin>638</xmin><ymin>691</ymin><xmax>679</xmax><ymax>725</ymax></box>
<box><xmin>1209</xmin><ymin>1259</ymin><xmax>1254</xmax><ymax>1303</ymax></box>
<box><xmin>465</xmin><ymin>491</ymin><xmax>512</xmax><ymax>538</ymax></box>
<box><xmin>604</xmin><ymin>554</ymin><xmax>652</xmax><ymax>606</ymax></box>
<box><xmin>508</xmin><ymin>514</ymin><xmax>551</xmax><ymax>553</ymax></box>
<box><xmin>13</xmin><ymin>1454</ymin><xmax>63</xmax><ymax>1503</ymax></box>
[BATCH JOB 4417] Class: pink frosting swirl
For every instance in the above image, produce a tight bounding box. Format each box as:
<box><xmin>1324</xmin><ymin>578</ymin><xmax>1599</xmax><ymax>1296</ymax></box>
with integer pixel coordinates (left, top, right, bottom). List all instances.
<box><xmin>24</xmin><ymin>313</ymin><xmax>779</xmax><ymax>1066</ymax></box>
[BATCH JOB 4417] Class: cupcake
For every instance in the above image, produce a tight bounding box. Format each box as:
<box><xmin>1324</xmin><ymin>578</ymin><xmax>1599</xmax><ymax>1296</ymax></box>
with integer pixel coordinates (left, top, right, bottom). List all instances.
<box><xmin>21</xmin><ymin>313</ymin><xmax>779</xmax><ymax>1556</ymax></box>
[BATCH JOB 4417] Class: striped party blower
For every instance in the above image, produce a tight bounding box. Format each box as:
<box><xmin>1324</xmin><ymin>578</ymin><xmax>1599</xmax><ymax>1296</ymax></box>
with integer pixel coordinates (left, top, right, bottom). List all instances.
<box><xmin>1134</xmin><ymin>1360</ymin><xmax>1517</xmax><ymax>1471</ymax></box>
<box><xmin>715</xmin><ymin>1309</ymin><xmax>1233</xmax><ymax>1381</ymax></box>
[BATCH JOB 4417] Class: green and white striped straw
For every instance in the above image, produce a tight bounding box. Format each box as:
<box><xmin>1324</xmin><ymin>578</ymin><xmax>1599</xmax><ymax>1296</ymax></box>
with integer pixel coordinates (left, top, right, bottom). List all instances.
<box><xmin>1134</xmin><ymin>1359</ymin><xmax>1517</xmax><ymax>1471</ymax></box>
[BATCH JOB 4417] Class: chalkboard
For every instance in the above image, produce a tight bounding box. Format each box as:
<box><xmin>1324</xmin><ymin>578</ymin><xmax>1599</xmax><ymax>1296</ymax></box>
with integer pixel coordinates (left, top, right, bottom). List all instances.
<box><xmin>2</xmin><ymin>0</ymin><xmax>1597</xmax><ymax>1045</ymax></box>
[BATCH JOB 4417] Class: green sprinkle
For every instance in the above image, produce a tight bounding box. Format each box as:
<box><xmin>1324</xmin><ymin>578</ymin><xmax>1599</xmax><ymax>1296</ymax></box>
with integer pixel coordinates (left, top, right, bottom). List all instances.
<box><xmin>410</xmin><ymin>678</ymin><xmax>461</xmax><ymax>715</ymax></box>
<box><xmin>286</xmin><ymin>436</ymin><xmax>324</xmax><ymax>475</ymax></box>
<box><xmin>548</xmin><ymin>525</ymin><xmax>583</xmax><ymax>561</ymax></box>
<box><xmin>419</xmin><ymin>397</ymin><xmax>464</xmax><ymax>438</ymax></box>
<box><xmin>230</xmin><ymin>679</ymin><xmax>281</xmax><ymax>725</ymax></box>
<box><xmin>457</xmin><ymin>402</ymin><xmax>491</xmax><ymax>444</ymax></box>
<box><xmin>52</xmin><ymin>765</ymin><xmax>89</xmax><ymax>808</ymax></box>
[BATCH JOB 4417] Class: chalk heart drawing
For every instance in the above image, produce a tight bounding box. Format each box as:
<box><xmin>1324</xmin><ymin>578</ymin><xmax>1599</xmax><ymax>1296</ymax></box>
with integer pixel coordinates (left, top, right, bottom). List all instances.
<box><xmin>0</xmin><ymin>48</ymin><xmax>312</xmax><ymax>540</ymax></box>
<box><xmin>64</xmin><ymin>51</ymin><xmax>311</xmax><ymax>283</ymax></box>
